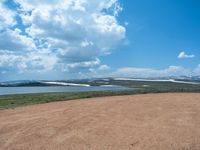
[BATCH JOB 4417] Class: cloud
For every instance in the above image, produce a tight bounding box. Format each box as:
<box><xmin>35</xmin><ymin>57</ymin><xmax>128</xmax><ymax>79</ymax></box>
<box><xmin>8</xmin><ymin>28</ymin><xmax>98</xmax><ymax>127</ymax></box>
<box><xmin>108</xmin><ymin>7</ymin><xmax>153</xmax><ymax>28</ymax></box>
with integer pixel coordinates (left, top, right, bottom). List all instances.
<box><xmin>124</xmin><ymin>22</ymin><xmax>129</xmax><ymax>26</ymax></box>
<box><xmin>178</xmin><ymin>51</ymin><xmax>195</xmax><ymax>59</ymax></box>
<box><xmin>0</xmin><ymin>2</ymin><xmax>16</xmax><ymax>30</ymax></box>
<box><xmin>0</xmin><ymin>29</ymin><xmax>36</xmax><ymax>51</ymax></box>
<box><xmin>0</xmin><ymin>50</ymin><xmax>57</xmax><ymax>73</ymax></box>
<box><xmin>60</xmin><ymin>58</ymin><xmax>101</xmax><ymax>73</ymax></box>
<box><xmin>194</xmin><ymin>64</ymin><xmax>200</xmax><ymax>75</ymax></box>
<box><xmin>110</xmin><ymin>66</ymin><xmax>193</xmax><ymax>78</ymax></box>
<box><xmin>98</xmin><ymin>65</ymin><xmax>111</xmax><ymax>71</ymax></box>
<box><xmin>0</xmin><ymin>0</ymin><xmax>125</xmax><ymax>75</ymax></box>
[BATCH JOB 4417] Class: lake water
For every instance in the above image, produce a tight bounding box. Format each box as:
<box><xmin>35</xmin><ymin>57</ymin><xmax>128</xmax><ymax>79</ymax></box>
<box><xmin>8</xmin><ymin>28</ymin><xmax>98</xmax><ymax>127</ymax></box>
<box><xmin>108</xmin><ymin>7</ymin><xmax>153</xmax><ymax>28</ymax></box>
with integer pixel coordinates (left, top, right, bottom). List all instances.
<box><xmin>0</xmin><ymin>85</ymin><xmax>135</xmax><ymax>96</ymax></box>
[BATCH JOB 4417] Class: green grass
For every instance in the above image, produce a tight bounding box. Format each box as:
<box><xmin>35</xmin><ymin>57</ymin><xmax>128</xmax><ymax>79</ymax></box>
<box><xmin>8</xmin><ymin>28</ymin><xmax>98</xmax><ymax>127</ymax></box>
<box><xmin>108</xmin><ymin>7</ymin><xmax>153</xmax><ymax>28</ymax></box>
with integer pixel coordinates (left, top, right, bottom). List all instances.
<box><xmin>0</xmin><ymin>90</ymin><xmax>141</xmax><ymax>109</ymax></box>
<box><xmin>1</xmin><ymin>81</ymin><xmax>200</xmax><ymax>109</ymax></box>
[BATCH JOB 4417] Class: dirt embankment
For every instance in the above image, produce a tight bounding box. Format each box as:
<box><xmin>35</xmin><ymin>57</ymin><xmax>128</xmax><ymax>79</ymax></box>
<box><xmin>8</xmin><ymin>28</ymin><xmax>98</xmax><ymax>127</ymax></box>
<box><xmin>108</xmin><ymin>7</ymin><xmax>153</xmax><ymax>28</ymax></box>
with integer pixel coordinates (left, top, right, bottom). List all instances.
<box><xmin>1</xmin><ymin>93</ymin><xmax>200</xmax><ymax>150</ymax></box>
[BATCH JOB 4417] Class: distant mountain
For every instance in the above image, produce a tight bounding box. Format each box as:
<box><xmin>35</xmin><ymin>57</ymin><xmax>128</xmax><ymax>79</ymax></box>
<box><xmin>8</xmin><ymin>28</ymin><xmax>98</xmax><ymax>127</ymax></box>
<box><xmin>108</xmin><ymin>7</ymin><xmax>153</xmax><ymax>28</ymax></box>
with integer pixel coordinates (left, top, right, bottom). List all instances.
<box><xmin>171</xmin><ymin>76</ymin><xmax>200</xmax><ymax>82</ymax></box>
<box><xmin>0</xmin><ymin>80</ymin><xmax>46</xmax><ymax>87</ymax></box>
<box><xmin>112</xmin><ymin>77</ymin><xmax>200</xmax><ymax>85</ymax></box>
<box><xmin>0</xmin><ymin>76</ymin><xmax>200</xmax><ymax>87</ymax></box>
<box><xmin>0</xmin><ymin>80</ymin><xmax>90</xmax><ymax>87</ymax></box>
<box><xmin>190</xmin><ymin>76</ymin><xmax>200</xmax><ymax>81</ymax></box>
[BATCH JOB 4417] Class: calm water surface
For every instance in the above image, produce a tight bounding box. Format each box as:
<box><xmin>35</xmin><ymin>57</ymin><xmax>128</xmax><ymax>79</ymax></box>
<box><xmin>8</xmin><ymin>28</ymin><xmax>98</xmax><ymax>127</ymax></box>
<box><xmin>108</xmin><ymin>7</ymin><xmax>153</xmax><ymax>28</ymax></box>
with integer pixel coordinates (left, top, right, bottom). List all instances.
<box><xmin>0</xmin><ymin>86</ymin><xmax>135</xmax><ymax>96</ymax></box>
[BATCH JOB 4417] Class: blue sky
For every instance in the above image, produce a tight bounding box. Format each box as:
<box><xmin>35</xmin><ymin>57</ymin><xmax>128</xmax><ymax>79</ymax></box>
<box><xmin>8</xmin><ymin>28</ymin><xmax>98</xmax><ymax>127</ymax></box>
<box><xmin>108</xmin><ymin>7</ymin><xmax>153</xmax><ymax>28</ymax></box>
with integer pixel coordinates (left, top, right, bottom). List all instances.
<box><xmin>0</xmin><ymin>0</ymin><xmax>200</xmax><ymax>81</ymax></box>
<box><xmin>102</xmin><ymin>0</ymin><xmax>200</xmax><ymax>68</ymax></box>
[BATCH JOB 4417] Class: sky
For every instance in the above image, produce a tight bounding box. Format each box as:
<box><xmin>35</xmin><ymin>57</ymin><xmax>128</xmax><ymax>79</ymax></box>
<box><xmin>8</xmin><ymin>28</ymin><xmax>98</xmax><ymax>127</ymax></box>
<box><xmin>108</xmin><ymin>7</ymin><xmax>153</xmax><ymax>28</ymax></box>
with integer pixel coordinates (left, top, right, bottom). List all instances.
<box><xmin>0</xmin><ymin>0</ymin><xmax>200</xmax><ymax>81</ymax></box>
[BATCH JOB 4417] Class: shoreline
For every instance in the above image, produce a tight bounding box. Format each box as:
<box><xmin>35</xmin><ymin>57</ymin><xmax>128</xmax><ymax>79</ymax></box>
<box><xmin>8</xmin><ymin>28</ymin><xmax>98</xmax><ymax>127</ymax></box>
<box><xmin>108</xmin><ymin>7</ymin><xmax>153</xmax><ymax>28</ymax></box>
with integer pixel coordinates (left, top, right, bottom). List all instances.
<box><xmin>1</xmin><ymin>90</ymin><xmax>200</xmax><ymax>110</ymax></box>
<box><xmin>0</xmin><ymin>89</ymin><xmax>200</xmax><ymax>110</ymax></box>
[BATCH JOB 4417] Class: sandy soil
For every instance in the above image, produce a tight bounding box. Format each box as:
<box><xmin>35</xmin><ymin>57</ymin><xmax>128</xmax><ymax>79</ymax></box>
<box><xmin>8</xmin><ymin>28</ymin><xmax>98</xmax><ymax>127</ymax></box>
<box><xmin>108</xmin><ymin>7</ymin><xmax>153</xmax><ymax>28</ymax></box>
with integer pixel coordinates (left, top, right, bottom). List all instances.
<box><xmin>1</xmin><ymin>93</ymin><xmax>200</xmax><ymax>150</ymax></box>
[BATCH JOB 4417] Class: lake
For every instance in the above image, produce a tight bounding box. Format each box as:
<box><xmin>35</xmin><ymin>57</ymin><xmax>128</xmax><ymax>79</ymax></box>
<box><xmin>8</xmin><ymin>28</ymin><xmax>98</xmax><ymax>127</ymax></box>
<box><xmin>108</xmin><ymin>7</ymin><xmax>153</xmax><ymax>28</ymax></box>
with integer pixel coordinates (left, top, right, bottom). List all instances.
<box><xmin>0</xmin><ymin>85</ymin><xmax>135</xmax><ymax>96</ymax></box>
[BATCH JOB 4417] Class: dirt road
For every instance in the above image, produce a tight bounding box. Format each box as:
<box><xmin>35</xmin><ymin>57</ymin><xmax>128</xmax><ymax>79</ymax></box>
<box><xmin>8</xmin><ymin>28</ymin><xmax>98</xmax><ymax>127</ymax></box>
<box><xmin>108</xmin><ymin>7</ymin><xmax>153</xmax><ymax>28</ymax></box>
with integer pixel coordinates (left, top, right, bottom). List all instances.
<box><xmin>1</xmin><ymin>93</ymin><xmax>200</xmax><ymax>150</ymax></box>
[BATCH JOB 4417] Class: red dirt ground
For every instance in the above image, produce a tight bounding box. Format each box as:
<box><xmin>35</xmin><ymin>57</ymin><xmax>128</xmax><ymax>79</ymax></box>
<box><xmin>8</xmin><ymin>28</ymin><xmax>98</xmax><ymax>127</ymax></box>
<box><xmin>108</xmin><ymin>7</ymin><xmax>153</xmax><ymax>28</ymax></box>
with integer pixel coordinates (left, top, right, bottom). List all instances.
<box><xmin>0</xmin><ymin>93</ymin><xmax>200</xmax><ymax>150</ymax></box>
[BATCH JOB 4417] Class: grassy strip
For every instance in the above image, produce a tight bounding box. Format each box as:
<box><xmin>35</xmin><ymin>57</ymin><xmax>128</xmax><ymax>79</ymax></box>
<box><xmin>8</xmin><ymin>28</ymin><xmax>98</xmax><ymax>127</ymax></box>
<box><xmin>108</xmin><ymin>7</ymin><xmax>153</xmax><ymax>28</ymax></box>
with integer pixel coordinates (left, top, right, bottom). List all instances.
<box><xmin>1</xmin><ymin>87</ymin><xmax>200</xmax><ymax>109</ymax></box>
<box><xmin>0</xmin><ymin>90</ymin><xmax>139</xmax><ymax>109</ymax></box>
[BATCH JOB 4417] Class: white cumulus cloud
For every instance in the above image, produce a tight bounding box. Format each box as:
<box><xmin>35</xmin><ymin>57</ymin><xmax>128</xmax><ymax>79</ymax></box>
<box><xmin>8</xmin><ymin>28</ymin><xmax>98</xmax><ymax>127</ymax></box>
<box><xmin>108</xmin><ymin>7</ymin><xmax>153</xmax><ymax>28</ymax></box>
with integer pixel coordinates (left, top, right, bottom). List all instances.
<box><xmin>194</xmin><ymin>64</ymin><xmax>200</xmax><ymax>75</ymax></box>
<box><xmin>111</xmin><ymin>66</ymin><xmax>193</xmax><ymax>78</ymax></box>
<box><xmin>98</xmin><ymin>65</ymin><xmax>111</xmax><ymax>71</ymax></box>
<box><xmin>0</xmin><ymin>0</ymin><xmax>125</xmax><ymax>76</ymax></box>
<box><xmin>0</xmin><ymin>50</ymin><xmax>57</xmax><ymax>73</ymax></box>
<box><xmin>0</xmin><ymin>2</ymin><xmax>16</xmax><ymax>30</ymax></box>
<box><xmin>178</xmin><ymin>51</ymin><xmax>195</xmax><ymax>59</ymax></box>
